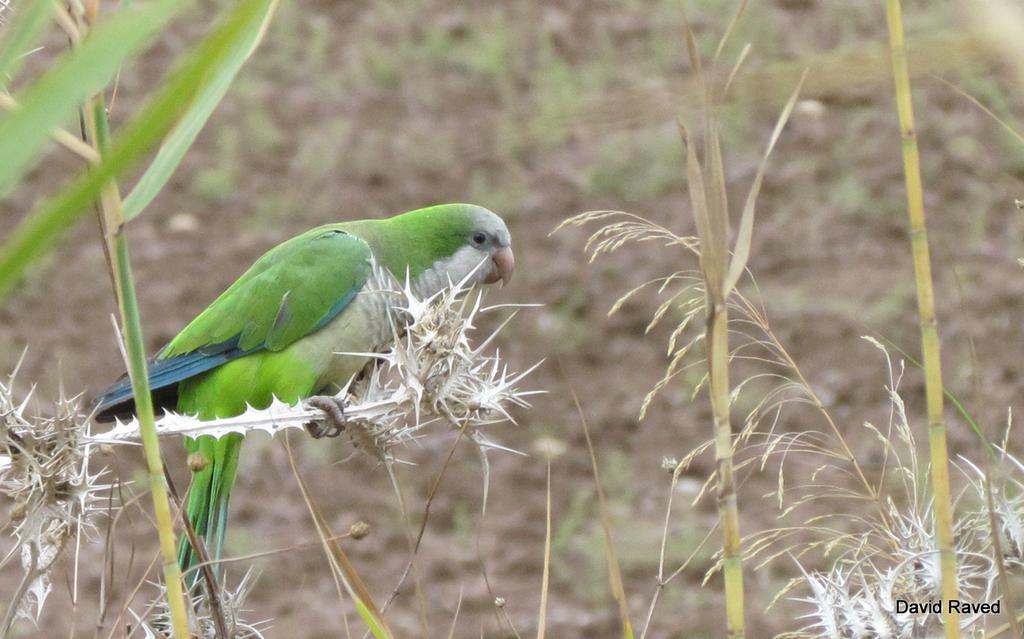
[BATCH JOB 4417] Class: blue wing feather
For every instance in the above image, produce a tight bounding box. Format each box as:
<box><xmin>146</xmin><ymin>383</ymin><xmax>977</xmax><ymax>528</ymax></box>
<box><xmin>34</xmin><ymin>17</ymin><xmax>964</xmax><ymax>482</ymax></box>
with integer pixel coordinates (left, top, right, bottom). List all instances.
<box><xmin>91</xmin><ymin>340</ymin><xmax>250</xmax><ymax>419</ymax></box>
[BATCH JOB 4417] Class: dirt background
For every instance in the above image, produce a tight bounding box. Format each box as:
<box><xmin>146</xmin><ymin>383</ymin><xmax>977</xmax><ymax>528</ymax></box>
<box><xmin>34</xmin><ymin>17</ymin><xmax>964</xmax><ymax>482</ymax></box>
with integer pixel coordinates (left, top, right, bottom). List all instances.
<box><xmin>2</xmin><ymin>0</ymin><xmax>1024</xmax><ymax>637</ymax></box>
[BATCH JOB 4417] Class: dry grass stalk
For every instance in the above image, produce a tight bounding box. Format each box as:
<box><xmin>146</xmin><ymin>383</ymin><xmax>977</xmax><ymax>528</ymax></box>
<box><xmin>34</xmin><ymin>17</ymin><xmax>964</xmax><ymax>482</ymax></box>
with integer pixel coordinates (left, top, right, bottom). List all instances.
<box><xmin>611</xmin><ymin>275</ymin><xmax>1022</xmax><ymax>638</ymax></box>
<box><xmin>564</xmin><ymin>376</ymin><xmax>635</xmax><ymax>638</ymax></box>
<box><xmin>885</xmin><ymin>2</ymin><xmax>961</xmax><ymax>636</ymax></box>
<box><xmin>555</xmin><ymin>8</ymin><xmax>821</xmax><ymax>634</ymax></box>
<box><xmin>558</xmin><ymin>24</ymin><xmax>803</xmax><ymax>634</ymax></box>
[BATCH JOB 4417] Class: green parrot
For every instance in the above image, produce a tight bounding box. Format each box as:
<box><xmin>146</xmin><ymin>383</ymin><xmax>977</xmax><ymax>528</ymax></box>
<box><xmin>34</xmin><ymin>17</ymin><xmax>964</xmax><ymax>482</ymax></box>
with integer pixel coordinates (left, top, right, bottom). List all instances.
<box><xmin>92</xmin><ymin>203</ymin><xmax>514</xmax><ymax>582</ymax></box>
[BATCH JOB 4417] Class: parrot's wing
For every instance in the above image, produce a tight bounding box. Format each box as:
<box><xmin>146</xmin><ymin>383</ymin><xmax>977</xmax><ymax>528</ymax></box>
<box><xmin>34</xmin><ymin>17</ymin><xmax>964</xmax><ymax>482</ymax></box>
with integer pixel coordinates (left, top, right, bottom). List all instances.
<box><xmin>92</xmin><ymin>227</ymin><xmax>373</xmax><ymax>420</ymax></box>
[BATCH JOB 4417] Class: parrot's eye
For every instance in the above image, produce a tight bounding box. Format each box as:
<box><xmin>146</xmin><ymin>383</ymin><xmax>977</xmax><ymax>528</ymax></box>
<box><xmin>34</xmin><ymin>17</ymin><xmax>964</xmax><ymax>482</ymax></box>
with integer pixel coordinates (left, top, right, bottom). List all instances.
<box><xmin>472</xmin><ymin>232</ymin><xmax>488</xmax><ymax>246</ymax></box>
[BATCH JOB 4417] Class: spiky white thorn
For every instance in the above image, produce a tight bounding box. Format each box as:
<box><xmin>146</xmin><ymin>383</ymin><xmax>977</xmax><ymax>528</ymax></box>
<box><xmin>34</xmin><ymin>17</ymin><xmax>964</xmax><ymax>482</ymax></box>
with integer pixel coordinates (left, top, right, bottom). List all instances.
<box><xmin>0</xmin><ymin>376</ymin><xmax>111</xmax><ymax>622</ymax></box>
<box><xmin>792</xmin><ymin>577</ymin><xmax>841</xmax><ymax>637</ymax></box>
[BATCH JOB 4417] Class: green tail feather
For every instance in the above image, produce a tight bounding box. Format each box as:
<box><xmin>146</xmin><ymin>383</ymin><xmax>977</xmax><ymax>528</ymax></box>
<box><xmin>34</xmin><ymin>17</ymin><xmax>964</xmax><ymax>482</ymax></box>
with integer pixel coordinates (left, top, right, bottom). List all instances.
<box><xmin>171</xmin><ymin>347</ymin><xmax>324</xmax><ymax>588</ymax></box>
<box><xmin>178</xmin><ymin>433</ymin><xmax>244</xmax><ymax>589</ymax></box>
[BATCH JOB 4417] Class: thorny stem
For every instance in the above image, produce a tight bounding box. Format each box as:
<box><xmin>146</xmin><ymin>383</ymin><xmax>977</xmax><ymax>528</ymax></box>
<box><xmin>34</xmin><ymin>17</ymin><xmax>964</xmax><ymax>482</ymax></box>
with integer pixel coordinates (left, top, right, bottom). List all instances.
<box><xmin>885</xmin><ymin>2</ymin><xmax>960</xmax><ymax>637</ymax></box>
<box><xmin>0</xmin><ymin>543</ymin><xmax>38</xmax><ymax>635</ymax></box>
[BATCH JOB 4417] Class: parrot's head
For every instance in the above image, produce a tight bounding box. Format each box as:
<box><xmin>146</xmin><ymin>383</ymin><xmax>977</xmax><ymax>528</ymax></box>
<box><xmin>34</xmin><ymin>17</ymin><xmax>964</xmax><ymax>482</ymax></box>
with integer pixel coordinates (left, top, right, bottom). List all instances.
<box><xmin>461</xmin><ymin>206</ymin><xmax>515</xmax><ymax>287</ymax></box>
<box><xmin>417</xmin><ymin>204</ymin><xmax>514</xmax><ymax>289</ymax></box>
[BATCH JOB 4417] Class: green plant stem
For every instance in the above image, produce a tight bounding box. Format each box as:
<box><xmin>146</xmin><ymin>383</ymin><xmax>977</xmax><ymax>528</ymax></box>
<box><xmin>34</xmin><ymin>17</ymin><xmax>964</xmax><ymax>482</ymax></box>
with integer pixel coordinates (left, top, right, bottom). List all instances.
<box><xmin>707</xmin><ymin>300</ymin><xmax>744</xmax><ymax>639</ymax></box>
<box><xmin>885</xmin><ymin>2</ymin><xmax>960</xmax><ymax>637</ymax></box>
<box><xmin>114</xmin><ymin>234</ymin><xmax>192</xmax><ymax>636</ymax></box>
<box><xmin>87</xmin><ymin>95</ymin><xmax>191</xmax><ymax>639</ymax></box>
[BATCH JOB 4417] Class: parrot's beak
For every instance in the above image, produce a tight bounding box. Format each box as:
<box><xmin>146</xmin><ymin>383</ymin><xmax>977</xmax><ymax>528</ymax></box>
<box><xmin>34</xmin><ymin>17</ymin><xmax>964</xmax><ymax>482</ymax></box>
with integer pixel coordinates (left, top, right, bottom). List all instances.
<box><xmin>485</xmin><ymin>247</ymin><xmax>515</xmax><ymax>286</ymax></box>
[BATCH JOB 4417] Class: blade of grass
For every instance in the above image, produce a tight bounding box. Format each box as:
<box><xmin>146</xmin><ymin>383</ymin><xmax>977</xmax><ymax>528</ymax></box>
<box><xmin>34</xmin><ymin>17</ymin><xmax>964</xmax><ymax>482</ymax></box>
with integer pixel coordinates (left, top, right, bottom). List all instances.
<box><xmin>283</xmin><ymin>437</ymin><xmax>394</xmax><ymax>639</ymax></box>
<box><xmin>4</xmin><ymin>1</ymin><xmax>283</xmax><ymax>629</ymax></box>
<box><xmin>885</xmin><ymin>2</ymin><xmax>960</xmax><ymax>637</ymax></box>
<box><xmin>935</xmin><ymin>75</ymin><xmax>1024</xmax><ymax>147</ymax></box>
<box><xmin>535</xmin><ymin>455</ymin><xmax>553</xmax><ymax>639</ymax></box>
<box><xmin>0</xmin><ymin>0</ymin><xmax>182</xmax><ymax>197</ymax></box>
<box><xmin>380</xmin><ymin>425</ymin><xmax>469</xmax><ymax>615</ymax></box>
<box><xmin>705</xmin><ymin>112</ymin><xmax>729</xmax><ymax>278</ymax></box>
<box><xmin>712</xmin><ymin>0</ymin><xmax>749</xmax><ymax>64</ymax></box>
<box><xmin>561</xmin><ymin>360</ymin><xmax>635</xmax><ymax>639</ymax></box>
<box><xmin>0</xmin><ymin>92</ymin><xmax>99</xmax><ymax>161</ymax></box>
<box><xmin>680</xmin><ymin>123</ymin><xmax>715</xmax><ymax>284</ymax></box>
<box><xmin>121</xmin><ymin>0</ymin><xmax>280</xmax><ymax>220</ymax></box>
<box><xmin>0</xmin><ymin>0</ymin><xmax>273</xmax><ymax>303</ymax></box>
<box><xmin>723</xmin><ymin>69</ymin><xmax>807</xmax><ymax>296</ymax></box>
<box><xmin>0</xmin><ymin>0</ymin><xmax>54</xmax><ymax>83</ymax></box>
<box><xmin>380</xmin><ymin>464</ymin><xmax>430</xmax><ymax>638</ymax></box>
<box><xmin>446</xmin><ymin>587</ymin><xmax>464</xmax><ymax>639</ymax></box>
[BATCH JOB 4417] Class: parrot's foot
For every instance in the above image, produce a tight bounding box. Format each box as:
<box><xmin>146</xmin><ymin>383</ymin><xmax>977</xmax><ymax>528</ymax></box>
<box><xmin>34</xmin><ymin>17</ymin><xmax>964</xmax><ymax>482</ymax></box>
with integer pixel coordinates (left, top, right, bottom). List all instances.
<box><xmin>305</xmin><ymin>395</ymin><xmax>348</xmax><ymax>439</ymax></box>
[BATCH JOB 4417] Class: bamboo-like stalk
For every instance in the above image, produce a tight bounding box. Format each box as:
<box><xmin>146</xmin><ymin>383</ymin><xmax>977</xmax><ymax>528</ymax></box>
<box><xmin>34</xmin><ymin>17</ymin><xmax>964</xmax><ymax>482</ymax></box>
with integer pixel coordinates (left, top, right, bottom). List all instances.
<box><xmin>0</xmin><ymin>92</ymin><xmax>100</xmax><ymax>162</ymax></box>
<box><xmin>678</xmin><ymin>6</ymin><xmax>746</xmax><ymax>631</ymax></box>
<box><xmin>885</xmin><ymin>2</ymin><xmax>960</xmax><ymax>637</ymax></box>
<box><xmin>84</xmin><ymin>95</ymin><xmax>191</xmax><ymax>638</ymax></box>
<box><xmin>707</xmin><ymin>297</ymin><xmax>744</xmax><ymax>638</ymax></box>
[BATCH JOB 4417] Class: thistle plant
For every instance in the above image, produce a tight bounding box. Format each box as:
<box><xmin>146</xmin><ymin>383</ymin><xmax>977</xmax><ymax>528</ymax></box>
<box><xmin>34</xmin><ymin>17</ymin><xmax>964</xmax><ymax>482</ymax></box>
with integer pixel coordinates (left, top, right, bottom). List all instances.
<box><xmin>132</xmin><ymin>570</ymin><xmax>269</xmax><ymax>639</ymax></box>
<box><xmin>0</xmin><ymin>369</ymin><xmax>110</xmax><ymax>631</ymax></box>
<box><xmin>776</xmin><ymin>342</ymin><xmax>1024</xmax><ymax>639</ymax></box>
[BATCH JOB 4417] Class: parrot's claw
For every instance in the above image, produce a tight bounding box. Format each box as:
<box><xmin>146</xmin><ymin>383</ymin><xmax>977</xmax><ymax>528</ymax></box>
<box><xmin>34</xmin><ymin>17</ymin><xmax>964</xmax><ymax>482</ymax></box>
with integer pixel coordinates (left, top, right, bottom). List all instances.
<box><xmin>305</xmin><ymin>396</ymin><xmax>348</xmax><ymax>439</ymax></box>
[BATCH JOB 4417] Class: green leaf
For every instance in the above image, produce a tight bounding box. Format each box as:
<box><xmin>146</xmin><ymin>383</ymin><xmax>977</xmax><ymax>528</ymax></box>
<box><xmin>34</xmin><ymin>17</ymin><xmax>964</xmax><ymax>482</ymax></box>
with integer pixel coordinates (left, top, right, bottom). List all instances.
<box><xmin>0</xmin><ymin>0</ymin><xmax>183</xmax><ymax>198</ymax></box>
<box><xmin>122</xmin><ymin>0</ymin><xmax>280</xmax><ymax>220</ymax></box>
<box><xmin>0</xmin><ymin>0</ymin><xmax>55</xmax><ymax>85</ymax></box>
<box><xmin>0</xmin><ymin>0</ymin><xmax>276</xmax><ymax>303</ymax></box>
<box><xmin>354</xmin><ymin>598</ymin><xmax>392</xmax><ymax>639</ymax></box>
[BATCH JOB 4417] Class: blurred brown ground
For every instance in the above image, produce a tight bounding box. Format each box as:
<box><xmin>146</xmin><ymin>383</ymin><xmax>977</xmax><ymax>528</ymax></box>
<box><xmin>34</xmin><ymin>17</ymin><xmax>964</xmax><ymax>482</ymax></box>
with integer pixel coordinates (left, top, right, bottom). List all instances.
<box><xmin>2</xmin><ymin>0</ymin><xmax>1024</xmax><ymax>637</ymax></box>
